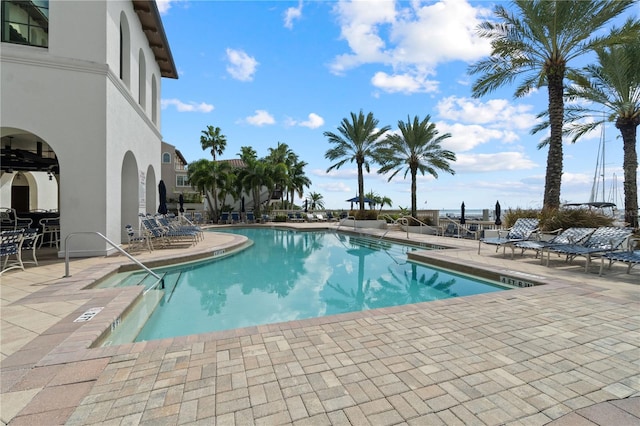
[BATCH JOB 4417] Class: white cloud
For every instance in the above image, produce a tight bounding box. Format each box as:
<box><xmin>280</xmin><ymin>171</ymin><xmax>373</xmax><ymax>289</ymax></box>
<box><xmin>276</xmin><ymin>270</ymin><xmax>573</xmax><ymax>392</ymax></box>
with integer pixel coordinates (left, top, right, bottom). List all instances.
<box><xmin>371</xmin><ymin>71</ymin><xmax>438</xmax><ymax>94</ymax></box>
<box><xmin>288</xmin><ymin>113</ymin><xmax>325</xmax><ymax>129</ymax></box>
<box><xmin>318</xmin><ymin>181</ymin><xmax>352</xmax><ymax>193</ymax></box>
<box><xmin>454</xmin><ymin>152</ymin><xmax>538</xmax><ymax>172</ymax></box>
<box><xmin>161</xmin><ymin>98</ymin><xmax>214</xmax><ymax>113</ymax></box>
<box><xmin>284</xmin><ymin>1</ymin><xmax>303</xmax><ymax>29</ymax></box>
<box><xmin>156</xmin><ymin>0</ymin><xmax>187</xmax><ymax>15</ymax></box>
<box><xmin>226</xmin><ymin>48</ymin><xmax>259</xmax><ymax>82</ymax></box>
<box><xmin>330</xmin><ymin>0</ymin><xmax>493</xmax><ymax>93</ymax></box>
<box><xmin>436</xmin><ymin>96</ymin><xmax>537</xmax><ymax>130</ymax></box>
<box><xmin>244</xmin><ymin>110</ymin><xmax>275</xmax><ymax>126</ymax></box>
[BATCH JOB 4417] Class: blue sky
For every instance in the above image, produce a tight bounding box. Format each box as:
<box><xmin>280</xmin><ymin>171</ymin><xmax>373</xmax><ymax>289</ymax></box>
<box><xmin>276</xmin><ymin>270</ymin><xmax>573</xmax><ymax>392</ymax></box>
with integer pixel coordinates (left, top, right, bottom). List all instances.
<box><xmin>156</xmin><ymin>0</ymin><xmax>638</xmax><ymax>212</ymax></box>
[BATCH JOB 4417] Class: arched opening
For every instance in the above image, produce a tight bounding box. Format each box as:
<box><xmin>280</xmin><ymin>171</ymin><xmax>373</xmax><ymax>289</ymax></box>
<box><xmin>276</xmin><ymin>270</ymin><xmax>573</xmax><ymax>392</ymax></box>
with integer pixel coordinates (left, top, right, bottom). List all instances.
<box><xmin>138</xmin><ymin>49</ymin><xmax>146</xmax><ymax>108</ymax></box>
<box><xmin>1</xmin><ymin>129</ymin><xmax>60</xmax><ymax>238</ymax></box>
<box><xmin>146</xmin><ymin>165</ymin><xmax>156</xmax><ymax>215</ymax></box>
<box><xmin>121</xmin><ymin>151</ymin><xmax>139</xmax><ymax>240</ymax></box>
<box><xmin>151</xmin><ymin>74</ymin><xmax>158</xmax><ymax>125</ymax></box>
<box><xmin>119</xmin><ymin>12</ymin><xmax>131</xmax><ymax>88</ymax></box>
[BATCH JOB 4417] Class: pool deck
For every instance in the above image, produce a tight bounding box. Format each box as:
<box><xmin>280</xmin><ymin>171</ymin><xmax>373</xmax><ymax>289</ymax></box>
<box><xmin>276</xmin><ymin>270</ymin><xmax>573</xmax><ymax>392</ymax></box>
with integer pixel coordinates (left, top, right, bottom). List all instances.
<box><xmin>1</xmin><ymin>222</ymin><xmax>638</xmax><ymax>425</ymax></box>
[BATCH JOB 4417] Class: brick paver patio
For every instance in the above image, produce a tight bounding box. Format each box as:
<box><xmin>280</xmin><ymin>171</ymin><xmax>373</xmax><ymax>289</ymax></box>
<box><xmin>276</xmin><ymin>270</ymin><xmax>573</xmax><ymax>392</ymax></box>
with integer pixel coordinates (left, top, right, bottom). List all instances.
<box><xmin>1</xmin><ymin>224</ymin><xmax>638</xmax><ymax>425</ymax></box>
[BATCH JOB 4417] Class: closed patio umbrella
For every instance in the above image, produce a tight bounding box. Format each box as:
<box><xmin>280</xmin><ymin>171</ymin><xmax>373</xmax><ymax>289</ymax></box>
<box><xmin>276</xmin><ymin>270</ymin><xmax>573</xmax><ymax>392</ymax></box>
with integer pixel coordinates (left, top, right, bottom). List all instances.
<box><xmin>179</xmin><ymin>193</ymin><xmax>184</xmax><ymax>213</ymax></box>
<box><xmin>460</xmin><ymin>202</ymin><xmax>466</xmax><ymax>225</ymax></box>
<box><xmin>494</xmin><ymin>200</ymin><xmax>502</xmax><ymax>226</ymax></box>
<box><xmin>158</xmin><ymin>180</ymin><xmax>168</xmax><ymax>215</ymax></box>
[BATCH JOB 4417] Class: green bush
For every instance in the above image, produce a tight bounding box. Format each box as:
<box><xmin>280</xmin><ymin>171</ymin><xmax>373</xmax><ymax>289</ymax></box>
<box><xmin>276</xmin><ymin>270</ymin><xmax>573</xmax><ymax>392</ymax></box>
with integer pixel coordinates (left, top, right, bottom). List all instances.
<box><xmin>274</xmin><ymin>215</ymin><xmax>288</xmax><ymax>222</ymax></box>
<box><xmin>502</xmin><ymin>207</ymin><xmax>614</xmax><ymax>231</ymax></box>
<box><xmin>538</xmin><ymin>208</ymin><xmax>614</xmax><ymax>231</ymax></box>
<box><xmin>352</xmin><ymin>210</ymin><xmax>378</xmax><ymax>220</ymax></box>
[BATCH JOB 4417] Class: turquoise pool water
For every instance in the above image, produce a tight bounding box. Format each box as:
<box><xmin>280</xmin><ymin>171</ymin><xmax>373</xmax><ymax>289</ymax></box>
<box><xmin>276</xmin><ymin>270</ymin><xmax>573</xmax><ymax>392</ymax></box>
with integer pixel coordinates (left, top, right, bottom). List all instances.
<box><xmin>114</xmin><ymin>228</ymin><xmax>507</xmax><ymax>343</ymax></box>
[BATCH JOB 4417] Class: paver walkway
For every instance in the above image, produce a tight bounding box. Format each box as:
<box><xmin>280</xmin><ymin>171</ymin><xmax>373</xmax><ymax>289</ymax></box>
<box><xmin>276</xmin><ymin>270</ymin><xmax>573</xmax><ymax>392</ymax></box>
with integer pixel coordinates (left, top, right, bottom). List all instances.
<box><xmin>1</xmin><ymin>224</ymin><xmax>638</xmax><ymax>425</ymax></box>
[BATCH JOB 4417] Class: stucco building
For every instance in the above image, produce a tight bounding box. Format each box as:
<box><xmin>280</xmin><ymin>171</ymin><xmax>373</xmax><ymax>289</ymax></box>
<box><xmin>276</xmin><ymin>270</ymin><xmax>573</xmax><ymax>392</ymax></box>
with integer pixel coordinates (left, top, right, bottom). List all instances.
<box><xmin>0</xmin><ymin>0</ymin><xmax>177</xmax><ymax>256</ymax></box>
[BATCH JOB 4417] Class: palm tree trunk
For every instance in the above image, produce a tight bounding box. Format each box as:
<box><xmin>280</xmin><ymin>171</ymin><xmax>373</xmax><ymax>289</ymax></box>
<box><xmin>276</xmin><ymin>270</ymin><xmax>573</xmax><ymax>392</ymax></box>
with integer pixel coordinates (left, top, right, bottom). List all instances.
<box><xmin>543</xmin><ymin>72</ymin><xmax>565</xmax><ymax>211</ymax></box>
<box><xmin>616</xmin><ymin>117</ymin><xmax>639</xmax><ymax>228</ymax></box>
<box><xmin>410</xmin><ymin>168</ymin><xmax>417</xmax><ymax>218</ymax></box>
<box><xmin>357</xmin><ymin>162</ymin><xmax>365</xmax><ymax>214</ymax></box>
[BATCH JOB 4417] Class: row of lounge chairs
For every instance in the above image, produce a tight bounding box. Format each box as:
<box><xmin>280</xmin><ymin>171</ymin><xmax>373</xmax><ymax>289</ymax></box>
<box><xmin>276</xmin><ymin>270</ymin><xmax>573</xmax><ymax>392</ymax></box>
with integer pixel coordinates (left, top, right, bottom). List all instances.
<box><xmin>478</xmin><ymin>218</ymin><xmax>638</xmax><ymax>275</ymax></box>
<box><xmin>218</xmin><ymin>211</ymin><xmax>256</xmax><ymax>224</ymax></box>
<box><xmin>286</xmin><ymin>212</ymin><xmax>332</xmax><ymax>222</ymax></box>
<box><xmin>126</xmin><ymin>214</ymin><xmax>204</xmax><ymax>252</ymax></box>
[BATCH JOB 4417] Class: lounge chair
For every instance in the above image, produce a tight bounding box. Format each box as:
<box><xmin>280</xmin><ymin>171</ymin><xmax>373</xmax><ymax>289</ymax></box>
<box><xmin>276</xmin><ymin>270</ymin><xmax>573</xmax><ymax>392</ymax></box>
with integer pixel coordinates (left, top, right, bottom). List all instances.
<box><xmin>219</xmin><ymin>212</ymin><xmax>230</xmax><ymax>224</ymax></box>
<box><xmin>261</xmin><ymin>214</ymin><xmax>270</xmax><ymax>222</ymax></box>
<box><xmin>478</xmin><ymin>218</ymin><xmax>539</xmax><ymax>259</ymax></box>
<box><xmin>246</xmin><ymin>211</ymin><xmax>255</xmax><ymax>223</ymax></box>
<box><xmin>155</xmin><ymin>216</ymin><xmax>200</xmax><ymax>244</ymax></box>
<box><xmin>295</xmin><ymin>212</ymin><xmax>305</xmax><ymax>222</ymax></box>
<box><xmin>230</xmin><ymin>212</ymin><xmax>240</xmax><ymax>224</ymax></box>
<box><xmin>599</xmin><ymin>238</ymin><xmax>639</xmax><ymax>275</ymax></box>
<box><xmin>306</xmin><ymin>213</ymin><xmax>318</xmax><ymax>222</ymax></box>
<box><xmin>315</xmin><ymin>213</ymin><xmax>327</xmax><ymax>222</ymax></box>
<box><xmin>544</xmin><ymin>227</ymin><xmax>634</xmax><ymax>272</ymax></box>
<box><xmin>515</xmin><ymin>227</ymin><xmax>595</xmax><ymax>263</ymax></box>
<box><xmin>443</xmin><ymin>222</ymin><xmax>460</xmax><ymax>238</ymax></box>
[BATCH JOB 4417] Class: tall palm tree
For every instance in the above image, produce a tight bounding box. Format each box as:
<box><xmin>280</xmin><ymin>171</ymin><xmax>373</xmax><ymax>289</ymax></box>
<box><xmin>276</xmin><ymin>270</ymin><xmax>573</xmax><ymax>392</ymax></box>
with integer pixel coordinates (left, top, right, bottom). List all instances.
<box><xmin>267</xmin><ymin>142</ymin><xmax>296</xmax><ymax>205</ymax></box>
<box><xmin>187</xmin><ymin>159</ymin><xmax>215</xmax><ymax>219</ymax></box>
<box><xmin>376</xmin><ymin>115</ymin><xmax>455</xmax><ymax>219</ymax></box>
<box><xmin>325</xmin><ymin>110</ymin><xmax>391</xmax><ymax>215</ymax></box>
<box><xmin>236</xmin><ymin>157</ymin><xmax>276</xmax><ymax>218</ymax></box>
<box><xmin>200</xmin><ymin>125</ymin><xmax>227</xmax><ymax>222</ymax></box>
<box><xmin>469</xmin><ymin>0</ymin><xmax>639</xmax><ymax>212</ymax></box>
<box><xmin>307</xmin><ymin>191</ymin><xmax>325</xmax><ymax>210</ymax></box>
<box><xmin>288</xmin><ymin>160</ymin><xmax>311</xmax><ymax>209</ymax></box>
<box><xmin>562</xmin><ymin>41</ymin><xmax>639</xmax><ymax>228</ymax></box>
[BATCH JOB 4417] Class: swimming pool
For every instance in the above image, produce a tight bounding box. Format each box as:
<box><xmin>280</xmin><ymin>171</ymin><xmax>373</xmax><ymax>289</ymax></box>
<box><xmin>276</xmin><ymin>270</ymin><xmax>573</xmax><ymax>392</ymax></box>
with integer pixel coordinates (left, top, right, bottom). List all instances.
<box><xmin>103</xmin><ymin>228</ymin><xmax>507</xmax><ymax>344</ymax></box>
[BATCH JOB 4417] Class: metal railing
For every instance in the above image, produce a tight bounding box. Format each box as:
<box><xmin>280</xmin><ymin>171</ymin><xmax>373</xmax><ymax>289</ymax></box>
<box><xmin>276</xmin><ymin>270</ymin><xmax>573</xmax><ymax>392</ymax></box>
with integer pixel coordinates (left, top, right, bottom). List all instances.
<box><xmin>397</xmin><ymin>216</ymin><xmax>443</xmax><ymax>239</ymax></box>
<box><xmin>63</xmin><ymin>232</ymin><xmax>164</xmax><ymax>292</ymax></box>
<box><xmin>336</xmin><ymin>215</ymin><xmax>357</xmax><ymax>231</ymax></box>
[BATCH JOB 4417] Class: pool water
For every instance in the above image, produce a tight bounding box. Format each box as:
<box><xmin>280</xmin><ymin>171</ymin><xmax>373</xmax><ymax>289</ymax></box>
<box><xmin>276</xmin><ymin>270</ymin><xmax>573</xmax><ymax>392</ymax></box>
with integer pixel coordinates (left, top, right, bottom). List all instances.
<box><xmin>113</xmin><ymin>228</ymin><xmax>507</xmax><ymax>343</ymax></box>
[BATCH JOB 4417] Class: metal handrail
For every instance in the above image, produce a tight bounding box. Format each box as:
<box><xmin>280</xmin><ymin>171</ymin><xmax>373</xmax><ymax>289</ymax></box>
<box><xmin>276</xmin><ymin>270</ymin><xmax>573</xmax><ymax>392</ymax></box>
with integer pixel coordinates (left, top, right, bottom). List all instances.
<box><xmin>336</xmin><ymin>215</ymin><xmax>357</xmax><ymax>231</ymax></box>
<box><xmin>63</xmin><ymin>232</ymin><xmax>163</xmax><ymax>291</ymax></box>
<box><xmin>398</xmin><ymin>215</ymin><xmax>443</xmax><ymax>238</ymax></box>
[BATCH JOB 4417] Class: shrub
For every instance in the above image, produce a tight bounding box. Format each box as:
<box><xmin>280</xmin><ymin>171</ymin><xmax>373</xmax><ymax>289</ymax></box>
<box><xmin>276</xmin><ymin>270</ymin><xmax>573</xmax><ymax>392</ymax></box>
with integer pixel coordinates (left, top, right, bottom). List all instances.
<box><xmin>274</xmin><ymin>215</ymin><xmax>288</xmax><ymax>222</ymax></box>
<box><xmin>352</xmin><ymin>210</ymin><xmax>379</xmax><ymax>220</ymax></box>
<box><xmin>503</xmin><ymin>208</ymin><xmax>540</xmax><ymax>228</ymax></box>
<box><xmin>538</xmin><ymin>208</ymin><xmax>614</xmax><ymax>231</ymax></box>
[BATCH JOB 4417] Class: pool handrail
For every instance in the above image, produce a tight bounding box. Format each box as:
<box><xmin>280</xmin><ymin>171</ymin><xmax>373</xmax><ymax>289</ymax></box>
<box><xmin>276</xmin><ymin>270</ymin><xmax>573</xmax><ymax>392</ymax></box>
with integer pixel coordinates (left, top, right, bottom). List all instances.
<box><xmin>398</xmin><ymin>215</ymin><xmax>443</xmax><ymax>238</ymax></box>
<box><xmin>336</xmin><ymin>215</ymin><xmax>357</xmax><ymax>231</ymax></box>
<box><xmin>64</xmin><ymin>232</ymin><xmax>164</xmax><ymax>292</ymax></box>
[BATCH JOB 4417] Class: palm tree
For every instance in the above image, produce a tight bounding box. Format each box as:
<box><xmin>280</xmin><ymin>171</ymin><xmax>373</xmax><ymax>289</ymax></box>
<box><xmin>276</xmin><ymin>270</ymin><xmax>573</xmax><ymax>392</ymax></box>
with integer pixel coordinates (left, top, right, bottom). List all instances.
<box><xmin>200</xmin><ymin>125</ymin><xmax>227</xmax><ymax>222</ymax></box>
<box><xmin>187</xmin><ymin>159</ymin><xmax>215</xmax><ymax>219</ymax></box>
<box><xmin>288</xmin><ymin>160</ymin><xmax>311</xmax><ymax>209</ymax></box>
<box><xmin>560</xmin><ymin>40</ymin><xmax>640</xmax><ymax>228</ymax></box>
<box><xmin>376</xmin><ymin>115</ymin><xmax>455</xmax><ymax>219</ymax></box>
<box><xmin>324</xmin><ymin>110</ymin><xmax>391</xmax><ymax>215</ymax></box>
<box><xmin>469</xmin><ymin>0</ymin><xmax>639</xmax><ymax>212</ymax></box>
<box><xmin>307</xmin><ymin>191</ymin><xmax>325</xmax><ymax>211</ymax></box>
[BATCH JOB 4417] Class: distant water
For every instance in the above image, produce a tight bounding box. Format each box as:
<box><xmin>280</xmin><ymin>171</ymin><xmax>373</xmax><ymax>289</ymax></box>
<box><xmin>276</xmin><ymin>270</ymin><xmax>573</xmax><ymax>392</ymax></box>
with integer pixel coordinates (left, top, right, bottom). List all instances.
<box><xmin>439</xmin><ymin>209</ymin><xmax>493</xmax><ymax>220</ymax></box>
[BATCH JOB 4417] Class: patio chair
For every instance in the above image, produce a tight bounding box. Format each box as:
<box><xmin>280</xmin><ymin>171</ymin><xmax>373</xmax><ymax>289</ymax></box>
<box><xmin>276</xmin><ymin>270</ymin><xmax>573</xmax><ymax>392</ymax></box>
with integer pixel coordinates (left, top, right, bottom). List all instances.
<box><xmin>219</xmin><ymin>212</ymin><xmax>230</xmax><ymax>224</ymax></box>
<box><xmin>599</xmin><ymin>238</ymin><xmax>639</xmax><ymax>276</ymax></box>
<box><xmin>261</xmin><ymin>214</ymin><xmax>270</xmax><ymax>222</ymax></box>
<box><xmin>306</xmin><ymin>213</ymin><xmax>318</xmax><ymax>222</ymax></box>
<box><xmin>230</xmin><ymin>212</ymin><xmax>240</xmax><ymax>224</ymax></box>
<box><xmin>478</xmin><ymin>218</ymin><xmax>539</xmax><ymax>259</ymax></box>
<box><xmin>21</xmin><ymin>228</ymin><xmax>41</xmax><ymax>266</ymax></box>
<box><xmin>38</xmin><ymin>217</ymin><xmax>60</xmax><ymax>248</ymax></box>
<box><xmin>1</xmin><ymin>229</ymin><xmax>25</xmax><ymax>274</ymax></box>
<box><xmin>315</xmin><ymin>213</ymin><xmax>327</xmax><ymax>221</ymax></box>
<box><xmin>515</xmin><ymin>227</ymin><xmax>595</xmax><ymax>263</ymax></box>
<box><xmin>125</xmin><ymin>224</ymin><xmax>150</xmax><ymax>252</ymax></box>
<box><xmin>544</xmin><ymin>227</ymin><xmax>634</xmax><ymax>272</ymax></box>
<box><xmin>246</xmin><ymin>211</ymin><xmax>256</xmax><ymax>223</ymax></box>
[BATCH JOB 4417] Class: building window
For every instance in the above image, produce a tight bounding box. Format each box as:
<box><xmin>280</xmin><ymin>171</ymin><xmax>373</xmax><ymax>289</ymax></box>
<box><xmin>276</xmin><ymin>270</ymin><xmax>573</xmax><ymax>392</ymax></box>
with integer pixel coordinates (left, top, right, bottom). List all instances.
<box><xmin>119</xmin><ymin>12</ymin><xmax>130</xmax><ymax>88</ymax></box>
<box><xmin>1</xmin><ymin>1</ymin><xmax>49</xmax><ymax>48</ymax></box>
<box><xmin>162</xmin><ymin>152</ymin><xmax>171</xmax><ymax>163</ymax></box>
<box><xmin>138</xmin><ymin>49</ymin><xmax>146</xmax><ymax>108</ymax></box>
<box><xmin>176</xmin><ymin>175</ymin><xmax>189</xmax><ymax>187</ymax></box>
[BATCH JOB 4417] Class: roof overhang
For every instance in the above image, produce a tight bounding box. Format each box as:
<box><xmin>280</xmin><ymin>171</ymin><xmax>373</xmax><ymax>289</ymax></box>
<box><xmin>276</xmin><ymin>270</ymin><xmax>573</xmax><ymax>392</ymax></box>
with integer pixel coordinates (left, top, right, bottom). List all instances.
<box><xmin>132</xmin><ymin>0</ymin><xmax>178</xmax><ymax>79</ymax></box>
